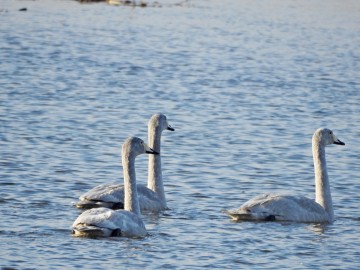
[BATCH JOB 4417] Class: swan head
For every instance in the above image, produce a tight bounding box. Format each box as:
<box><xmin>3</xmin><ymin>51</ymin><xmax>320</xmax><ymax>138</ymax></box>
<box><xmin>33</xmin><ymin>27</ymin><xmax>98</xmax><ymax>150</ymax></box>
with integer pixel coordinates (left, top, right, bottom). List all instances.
<box><xmin>122</xmin><ymin>137</ymin><xmax>159</xmax><ymax>158</ymax></box>
<box><xmin>313</xmin><ymin>128</ymin><xmax>345</xmax><ymax>146</ymax></box>
<box><xmin>149</xmin><ymin>113</ymin><xmax>175</xmax><ymax>132</ymax></box>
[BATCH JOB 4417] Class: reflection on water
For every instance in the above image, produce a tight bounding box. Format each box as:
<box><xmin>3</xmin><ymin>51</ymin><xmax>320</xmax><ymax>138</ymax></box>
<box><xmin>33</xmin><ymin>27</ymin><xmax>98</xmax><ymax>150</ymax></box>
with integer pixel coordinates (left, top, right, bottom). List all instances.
<box><xmin>1</xmin><ymin>0</ymin><xmax>360</xmax><ymax>269</ymax></box>
<box><xmin>306</xmin><ymin>224</ymin><xmax>328</xmax><ymax>235</ymax></box>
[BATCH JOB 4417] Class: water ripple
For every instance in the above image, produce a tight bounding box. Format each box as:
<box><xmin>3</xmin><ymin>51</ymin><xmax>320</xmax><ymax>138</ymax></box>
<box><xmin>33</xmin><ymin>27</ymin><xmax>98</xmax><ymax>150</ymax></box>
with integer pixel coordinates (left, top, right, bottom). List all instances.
<box><xmin>0</xmin><ymin>0</ymin><xmax>359</xmax><ymax>269</ymax></box>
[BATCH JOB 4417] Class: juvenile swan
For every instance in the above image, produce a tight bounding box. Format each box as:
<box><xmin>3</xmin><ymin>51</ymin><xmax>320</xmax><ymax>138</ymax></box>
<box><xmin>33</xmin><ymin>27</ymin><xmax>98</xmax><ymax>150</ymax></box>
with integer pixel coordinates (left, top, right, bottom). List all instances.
<box><xmin>75</xmin><ymin>113</ymin><xmax>174</xmax><ymax>212</ymax></box>
<box><xmin>72</xmin><ymin>137</ymin><xmax>158</xmax><ymax>237</ymax></box>
<box><xmin>226</xmin><ymin>128</ymin><xmax>345</xmax><ymax>223</ymax></box>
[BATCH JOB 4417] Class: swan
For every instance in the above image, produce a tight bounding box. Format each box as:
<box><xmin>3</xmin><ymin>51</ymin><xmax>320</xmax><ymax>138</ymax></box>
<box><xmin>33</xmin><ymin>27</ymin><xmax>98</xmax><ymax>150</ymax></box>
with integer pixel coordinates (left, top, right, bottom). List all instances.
<box><xmin>74</xmin><ymin>113</ymin><xmax>174</xmax><ymax>212</ymax></box>
<box><xmin>226</xmin><ymin>128</ymin><xmax>345</xmax><ymax>223</ymax></box>
<box><xmin>72</xmin><ymin>137</ymin><xmax>158</xmax><ymax>237</ymax></box>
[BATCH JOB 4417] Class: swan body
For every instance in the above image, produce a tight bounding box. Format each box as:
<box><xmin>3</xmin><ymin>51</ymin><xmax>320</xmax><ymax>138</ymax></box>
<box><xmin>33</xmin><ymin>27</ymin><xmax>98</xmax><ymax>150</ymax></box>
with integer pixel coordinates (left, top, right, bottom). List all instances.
<box><xmin>72</xmin><ymin>137</ymin><xmax>158</xmax><ymax>237</ymax></box>
<box><xmin>227</xmin><ymin>194</ymin><xmax>331</xmax><ymax>223</ymax></box>
<box><xmin>76</xmin><ymin>183</ymin><xmax>165</xmax><ymax>211</ymax></box>
<box><xmin>74</xmin><ymin>113</ymin><xmax>174</xmax><ymax>212</ymax></box>
<box><xmin>72</xmin><ymin>207</ymin><xmax>146</xmax><ymax>237</ymax></box>
<box><xmin>227</xmin><ymin>128</ymin><xmax>345</xmax><ymax>223</ymax></box>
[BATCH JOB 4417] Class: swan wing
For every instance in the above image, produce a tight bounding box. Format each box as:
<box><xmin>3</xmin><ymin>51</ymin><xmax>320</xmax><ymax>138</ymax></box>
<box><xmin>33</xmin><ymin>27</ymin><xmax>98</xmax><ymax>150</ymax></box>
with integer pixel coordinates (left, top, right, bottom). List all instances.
<box><xmin>79</xmin><ymin>183</ymin><xmax>124</xmax><ymax>202</ymax></box>
<box><xmin>76</xmin><ymin>184</ymin><xmax>163</xmax><ymax>211</ymax></box>
<box><xmin>113</xmin><ymin>210</ymin><xmax>147</xmax><ymax>237</ymax></box>
<box><xmin>75</xmin><ymin>183</ymin><xmax>125</xmax><ymax>209</ymax></box>
<box><xmin>72</xmin><ymin>207</ymin><xmax>147</xmax><ymax>237</ymax></box>
<box><xmin>136</xmin><ymin>185</ymin><xmax>164</xmax><ymax>212</ymax></box>
<box><xmin>227</xmin><ymin>194</ymin><xmax>329</xmax><ymax>223</ymax></box>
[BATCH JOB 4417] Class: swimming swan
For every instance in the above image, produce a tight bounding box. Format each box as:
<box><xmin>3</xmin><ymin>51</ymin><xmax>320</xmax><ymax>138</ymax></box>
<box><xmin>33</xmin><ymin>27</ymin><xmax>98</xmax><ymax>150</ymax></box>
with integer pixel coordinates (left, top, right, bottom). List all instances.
<box><xmin>75</xmin><ymin>113</ymin><xmax>174</xmax><ymax>212</ymax></box>
<box><xmin>72</xmin><ymin>137</ymin><xmax>158</xmax><ymax>237</ymax></box>
<box><xmin>226</xmin><ymin>128</ymin><xmax>345</xmax><ymax>223</ymax></box>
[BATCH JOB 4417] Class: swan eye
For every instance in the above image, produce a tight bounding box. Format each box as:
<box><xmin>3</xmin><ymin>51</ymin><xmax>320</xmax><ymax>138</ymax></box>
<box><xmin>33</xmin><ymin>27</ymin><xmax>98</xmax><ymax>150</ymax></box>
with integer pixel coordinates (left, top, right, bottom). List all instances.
<box><xmin>329</xmin><ymin>131</ymin><xmax>332</xmax><ymax>135</ymax></box>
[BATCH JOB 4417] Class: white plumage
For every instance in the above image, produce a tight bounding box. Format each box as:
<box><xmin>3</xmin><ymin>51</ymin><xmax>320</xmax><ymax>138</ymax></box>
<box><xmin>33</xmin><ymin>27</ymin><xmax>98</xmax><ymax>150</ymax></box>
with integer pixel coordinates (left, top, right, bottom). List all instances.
<box><xmin>72</xmin><ymin>137</ymin><xmax>158</xmax><ymax>237</ymax></box>
<box><xmin>76</xmin><ymin>184</ymin><xmax>166</xmax><ymax>211</ymax></box>
<box><xmin>75</xmin><ymin>113</ymin><xmax>174</xmax><ymax>212</ymax></box>
<box><xmin>228</xmin><ymin>194</ymin><xmax>331</xmax><ymax>222</ymax></box>
<box><xmin>72</xmin><ymin>207</ymin><xmax>147</xmax><ymax>237</ymax></box>
<box><xmin>227</xmin><ymin>128</ymin><xmax>345</xmax><ymax>223</ymax></box>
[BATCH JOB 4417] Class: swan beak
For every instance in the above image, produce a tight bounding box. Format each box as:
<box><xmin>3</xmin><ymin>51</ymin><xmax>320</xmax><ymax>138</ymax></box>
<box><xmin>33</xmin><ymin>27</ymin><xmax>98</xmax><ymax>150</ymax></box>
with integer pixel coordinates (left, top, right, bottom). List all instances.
<box><xmin>144</xmin><ymin>143</ymin><xmax>159</xmax><ymax>155</ymax></box>
<box><xmin>334</xmin><ymin>138</ymin><xmax>345</xmax><ymax>145</ymax></box>
<box><xmin>167</xmin><ymin>125</ymin><xmax>175</xmax><ymax>131</ymax></box>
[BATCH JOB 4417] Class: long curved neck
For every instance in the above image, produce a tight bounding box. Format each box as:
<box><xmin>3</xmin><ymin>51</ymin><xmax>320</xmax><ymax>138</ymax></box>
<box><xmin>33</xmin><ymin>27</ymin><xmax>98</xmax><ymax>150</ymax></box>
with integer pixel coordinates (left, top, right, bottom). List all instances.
<box><xmin>123</xmin><ymin>154</ymin><xmax>140</xmax><ymax>216</ymax></box>
<box><xmin>313</xmin><ymin>139</ymin><xmax>333</xmax><ymax>221</ymax></box>
<box><xmin>147</xmin><ymin>126</ymin><xmax>166</xmax><ymax>207</ymax></box>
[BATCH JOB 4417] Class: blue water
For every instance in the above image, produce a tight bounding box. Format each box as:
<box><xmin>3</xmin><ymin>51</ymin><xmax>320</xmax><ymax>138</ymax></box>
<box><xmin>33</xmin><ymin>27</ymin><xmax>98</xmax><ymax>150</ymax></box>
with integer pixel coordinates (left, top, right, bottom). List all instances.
<box><xmin>1</xmin><ymin>0</ymin><xmax>360</xmax><ymax>269</ymax></box>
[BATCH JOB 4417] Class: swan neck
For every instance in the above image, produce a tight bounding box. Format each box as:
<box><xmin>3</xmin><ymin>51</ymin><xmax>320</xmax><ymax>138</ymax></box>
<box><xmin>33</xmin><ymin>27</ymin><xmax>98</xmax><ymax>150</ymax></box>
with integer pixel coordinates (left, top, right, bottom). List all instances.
<box><xmin>122</xmin><ymin>154</ymin><xmax>140</xmax><ymax>216</ymax></box>
<box><xmin>313</xmin><ymin>140</ymin><xmax>333</xmax><ymax>221</ymax></box>
<box><xmin>147</xmin><ymin>126</ymin><xmax>166</xmax><ymax>206</ymax></box>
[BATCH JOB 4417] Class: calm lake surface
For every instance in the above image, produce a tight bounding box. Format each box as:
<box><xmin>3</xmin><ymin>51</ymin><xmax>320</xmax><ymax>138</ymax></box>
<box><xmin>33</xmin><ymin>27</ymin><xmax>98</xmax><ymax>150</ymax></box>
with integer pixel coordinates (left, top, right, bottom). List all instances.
<box><xmin>1</xmin><ymin>0</ymin><xmax>360</xmax><ymax>269</ymax></box>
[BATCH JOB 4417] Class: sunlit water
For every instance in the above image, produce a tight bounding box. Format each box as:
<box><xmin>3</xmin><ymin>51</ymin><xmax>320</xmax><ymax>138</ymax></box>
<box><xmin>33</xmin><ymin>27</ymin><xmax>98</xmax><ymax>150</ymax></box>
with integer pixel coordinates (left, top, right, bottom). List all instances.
<box><xmin>1</xmin><ymin>0</ymin><xmax>360</xmax><ymax>269</ymax></box>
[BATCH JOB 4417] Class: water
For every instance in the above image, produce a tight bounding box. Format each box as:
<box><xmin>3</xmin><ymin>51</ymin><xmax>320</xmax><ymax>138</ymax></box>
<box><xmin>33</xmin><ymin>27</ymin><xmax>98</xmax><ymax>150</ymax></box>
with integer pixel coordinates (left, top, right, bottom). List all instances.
<box><xmin>1</xmin><ymin>0</ymin><xmax>360</xmax><ymax>268</ymax></box>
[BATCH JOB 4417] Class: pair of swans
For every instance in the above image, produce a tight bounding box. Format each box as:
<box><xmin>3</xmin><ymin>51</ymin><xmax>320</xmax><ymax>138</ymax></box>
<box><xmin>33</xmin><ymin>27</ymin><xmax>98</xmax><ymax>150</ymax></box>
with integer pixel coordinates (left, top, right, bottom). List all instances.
<box><xmin>73</xmin><ymin>126</ymin><xmax>345</xmax><ymax>238</ymax></box>
<box><xmin>72</xmin><ymin>114</ymin><xmax>174</xmax><ymax>237</ymax></box>
<box><xmin>75</xmin><ymin>113</ymin><xmax>174</xmax><ymax>212</ymax></box>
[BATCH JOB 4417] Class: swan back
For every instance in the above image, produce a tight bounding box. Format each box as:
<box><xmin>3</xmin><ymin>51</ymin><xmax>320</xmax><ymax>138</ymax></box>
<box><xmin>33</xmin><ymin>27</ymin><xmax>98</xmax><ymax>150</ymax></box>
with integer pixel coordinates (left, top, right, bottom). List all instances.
<box><xmin>76</xmin><ymin>183</ymin><xmax>164</xmax><ymax>211</ymax></box>
<box><xmin>72</xmin><ymin>207</ymin><xmax>147</xmax><ymax>237</ymax></box>
<box><xmin>77</xmin><ymin>183</ymin><xmax>125</xmax><ymax>209</ymax></box>
<box><xmin>227</xmin><ymin>194</ymin><xmax>330</xmax><ymax>223</ymax></box>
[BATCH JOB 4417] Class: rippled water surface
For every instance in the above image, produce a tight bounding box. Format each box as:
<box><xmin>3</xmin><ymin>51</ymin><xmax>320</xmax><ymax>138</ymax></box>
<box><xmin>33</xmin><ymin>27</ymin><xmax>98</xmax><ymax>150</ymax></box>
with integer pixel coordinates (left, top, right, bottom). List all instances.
<box><xmin>1</xmin><ymin>0</ymin><xmax>360</xmax><ymax>269</ymax></box>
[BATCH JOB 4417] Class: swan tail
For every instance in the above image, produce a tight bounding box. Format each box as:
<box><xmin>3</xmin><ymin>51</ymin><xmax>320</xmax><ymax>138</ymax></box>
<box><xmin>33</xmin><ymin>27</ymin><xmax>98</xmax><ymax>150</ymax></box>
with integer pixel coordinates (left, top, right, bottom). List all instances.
<box><xmin>72</xmin><ymin>224</ymin><xmax>114</xmax><ymax>237</ymax></box>
<box><xmin>74</xmin><ymin>200</ymin><xmax>123</xmax><ymax>210</ymax></box>
<box><xmin>227</xmin><ymin>209</ymin><xmax>278</xmax><ymax>222</ymax></box>
<box><xmin>226</xmin><ymin>210</ymin><xmax>253</xmax><ymax>221</ymax></box>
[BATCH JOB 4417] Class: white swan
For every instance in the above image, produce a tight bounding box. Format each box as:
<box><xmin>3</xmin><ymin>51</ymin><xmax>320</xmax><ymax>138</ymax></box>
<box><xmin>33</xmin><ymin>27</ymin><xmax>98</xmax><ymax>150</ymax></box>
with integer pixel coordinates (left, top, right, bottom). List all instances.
<box><xmin>74</xmin><ymin>113</ymin><xmax>174</xmax><ymax>212</ymax></box>
<box><xmin>72</xmin><ymin>137</ymin><xmax>158</xmax><ymax>237</ymax></box>
<box><xmin>226</xmin><ymin>128</ymin><xmax>345</xmax><ymax>223</ymax></box>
